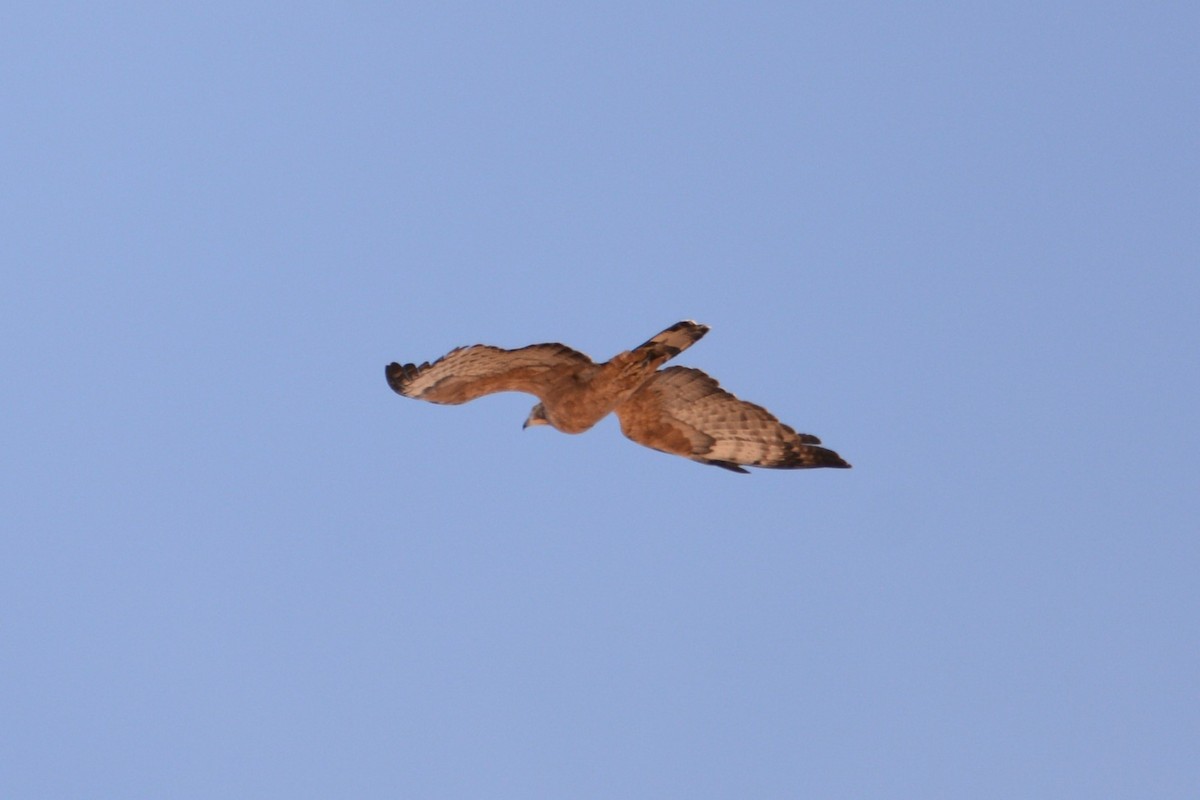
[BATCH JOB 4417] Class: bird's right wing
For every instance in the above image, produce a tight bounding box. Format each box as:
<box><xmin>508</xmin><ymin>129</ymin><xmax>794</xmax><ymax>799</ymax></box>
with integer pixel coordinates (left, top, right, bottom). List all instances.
<box><xmin>387</xmin><ymin>343</ymin><xmax>593</xmax><ymax>405</ymax></box>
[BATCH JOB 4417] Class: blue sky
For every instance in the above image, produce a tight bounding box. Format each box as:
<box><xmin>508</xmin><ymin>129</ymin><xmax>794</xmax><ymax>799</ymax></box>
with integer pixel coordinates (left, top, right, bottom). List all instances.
<box><xmin>3</xmin><ymin>3</ymin><xmax>1197</xmax><ymax>797</ymax></box>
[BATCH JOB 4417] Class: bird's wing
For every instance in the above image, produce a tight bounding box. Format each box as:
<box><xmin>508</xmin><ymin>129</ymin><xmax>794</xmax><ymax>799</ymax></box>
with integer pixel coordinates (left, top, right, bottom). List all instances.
<box><xmin>615</xmin><ymin>366</ymin><xmax>850</xmax><ymax>472</ymax></box>
<box><xmin>386</xmin><ymin>343</ymin><xmax>593</xmax><ymax>405</ymax></box>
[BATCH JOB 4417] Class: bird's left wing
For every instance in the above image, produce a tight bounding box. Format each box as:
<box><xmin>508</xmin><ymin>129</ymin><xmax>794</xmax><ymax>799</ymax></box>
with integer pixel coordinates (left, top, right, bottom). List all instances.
<box><xmin>615</xmin><ymin>366</ymin><xmax>851</xmax><ymax>472</ymax></box>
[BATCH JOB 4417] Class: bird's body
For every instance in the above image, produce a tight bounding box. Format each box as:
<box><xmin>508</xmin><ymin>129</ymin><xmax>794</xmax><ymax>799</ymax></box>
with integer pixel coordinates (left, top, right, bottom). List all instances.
<box><xmin>386</xmin><ymin>321</ymin><xmax>850</xmax><ymax>473</ymax></box>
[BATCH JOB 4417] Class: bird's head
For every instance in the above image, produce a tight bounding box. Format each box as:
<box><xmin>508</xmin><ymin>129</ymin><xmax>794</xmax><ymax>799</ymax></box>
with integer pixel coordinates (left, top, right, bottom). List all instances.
<box><xmin>523</xmin><ymin>403</ymin><xmax>549</xmax><ymax>430</ymax></box>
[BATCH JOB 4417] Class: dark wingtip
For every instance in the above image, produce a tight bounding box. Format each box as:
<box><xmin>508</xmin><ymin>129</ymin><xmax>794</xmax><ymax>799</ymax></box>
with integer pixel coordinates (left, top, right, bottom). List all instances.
<box><xmin>812</xmin><ymin>448</ymin><xmax>852</xmax><ymax>469</ymax></box>
<box><xmin>385</xmin><ymin>362</ymin><xmax>413</xmax><ymax>395</ymax></box>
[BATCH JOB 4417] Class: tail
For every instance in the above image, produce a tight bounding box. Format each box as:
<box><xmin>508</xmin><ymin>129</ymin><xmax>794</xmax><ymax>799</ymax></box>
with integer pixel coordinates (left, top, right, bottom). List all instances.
<box><xmin>629</xmin><ymin>320</ymin><xmax>709</xmax><ymax>369</ymax></box>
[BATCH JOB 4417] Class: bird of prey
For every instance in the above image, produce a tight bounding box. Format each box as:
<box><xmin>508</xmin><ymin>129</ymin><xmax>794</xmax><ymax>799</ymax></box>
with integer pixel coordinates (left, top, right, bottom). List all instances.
<box><xmin>385</xmin><ymin>321</ymin><xmax>850</xmax><ymax>473</ymax></box>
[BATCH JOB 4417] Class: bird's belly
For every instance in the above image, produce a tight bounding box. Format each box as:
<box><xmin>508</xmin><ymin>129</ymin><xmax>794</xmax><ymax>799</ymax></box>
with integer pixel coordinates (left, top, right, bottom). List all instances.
<box><xmin>544</xmin><ymin>394</ymin><xmax>613</xmax><ymax>434</ymax></box>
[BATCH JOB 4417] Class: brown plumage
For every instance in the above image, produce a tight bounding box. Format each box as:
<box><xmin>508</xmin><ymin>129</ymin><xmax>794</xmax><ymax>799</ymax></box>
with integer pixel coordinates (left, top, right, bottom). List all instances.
<box><xmin>386</xmin><ymin>321</ymin><xmax>850</xmax><ymax>473</ymax></box>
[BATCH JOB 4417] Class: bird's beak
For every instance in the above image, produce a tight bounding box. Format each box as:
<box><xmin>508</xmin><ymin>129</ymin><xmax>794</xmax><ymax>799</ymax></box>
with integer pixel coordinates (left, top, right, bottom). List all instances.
<box><xmin>522</xmin><ymin>418</ymin><xmax>530</xmax><ymax>430</ymax></box>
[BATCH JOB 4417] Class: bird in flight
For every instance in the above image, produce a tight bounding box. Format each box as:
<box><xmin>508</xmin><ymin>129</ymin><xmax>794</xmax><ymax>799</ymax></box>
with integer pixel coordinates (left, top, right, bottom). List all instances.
<box><xmin>385</xmin><ymin>321</ymin><xmax>850</xmax><ymax>473</ymax></box>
